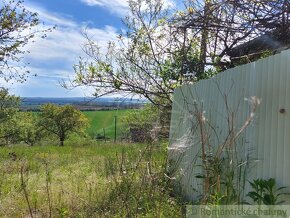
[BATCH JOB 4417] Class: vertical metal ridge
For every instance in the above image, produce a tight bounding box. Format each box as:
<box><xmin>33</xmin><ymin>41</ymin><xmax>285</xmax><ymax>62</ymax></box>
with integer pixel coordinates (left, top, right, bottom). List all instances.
<box><xmin>169</xmin><ymin>50</ymin><xmax>290</xmax><ymax>202</ymax></box>
<box><xmin>277</xmin><ymin>51</ymin><xmax>286</xmax><ymax>183</ymax></box>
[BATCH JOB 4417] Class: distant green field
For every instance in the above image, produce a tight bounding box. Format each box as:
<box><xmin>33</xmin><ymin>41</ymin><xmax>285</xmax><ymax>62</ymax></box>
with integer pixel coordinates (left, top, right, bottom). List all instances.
<box><xmin>83</xmin><ymin>109</ymin><xmax>132</xmax><ymax>140</ymax></box>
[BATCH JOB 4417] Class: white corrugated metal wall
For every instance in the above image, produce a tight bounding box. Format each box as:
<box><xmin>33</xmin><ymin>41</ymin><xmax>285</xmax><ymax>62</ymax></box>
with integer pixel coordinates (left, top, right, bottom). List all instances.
<box><xmin>169</xmin><ymin>49</ymin><xmax>290</xmax><ymax>202</ymax></box>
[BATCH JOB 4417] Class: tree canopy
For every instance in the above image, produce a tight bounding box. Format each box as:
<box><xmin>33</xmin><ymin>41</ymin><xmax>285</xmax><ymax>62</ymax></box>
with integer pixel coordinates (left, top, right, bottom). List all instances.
<box><xmin>18</xmin><ymin>112</ymin><xmax>43</xmax><ymax>146</ymax></box>
<box><xmin>0</xmin><ymin>0</ymin><xmax>51</xmax><ymax>82</ymax></box>
<box><xmin>72</xmin><ymin>0</ymin><xmax>289</xmax><ymax>107</ymax></box>
<box><xmin>0</xmin><ymin>87</ymin><xmax>19</xmax><ymax>122</ymax></box>
<box><xmin>72</xmin><ymin>0</ymin><xmax>209</xmax><ymax>107</ymax></box>
<box><xmin>38</xmin><ymin>104</ymin><xmax>88</xmax><ymax>146</ymax></box>
<box><xmin>176</xmin><ymin>0</ymin><xmax>290</xmax><ymax>70</ymax></box>
<box><xmin>0</xmin><ymin>88</ymin><xmax>20</xmax><ymax>145</ymax></box>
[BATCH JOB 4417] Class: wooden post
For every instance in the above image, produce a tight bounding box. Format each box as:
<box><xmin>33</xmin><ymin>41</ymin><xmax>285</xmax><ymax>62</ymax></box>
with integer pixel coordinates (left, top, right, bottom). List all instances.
<box><xmin>114</xmin><ymin>115</ymin><xmax>117</xmax><ymax>143</ymax></box>
<box><xmin>103</xmin><ymin>128</ymin><xmax>106</xmax><ymax>143</ymax></box>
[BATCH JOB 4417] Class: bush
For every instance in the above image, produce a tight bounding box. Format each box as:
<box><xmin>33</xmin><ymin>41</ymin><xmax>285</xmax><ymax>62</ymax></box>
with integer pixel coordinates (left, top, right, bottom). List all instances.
<box><xmin>122</xmin><ymin>104</ymin><xmax>170</xmax><ymax>143</ymax></box>
<box><xmin>96</xmin><ymin>144</ymin><xmax>183</xmax><ymax>217</ymax></box>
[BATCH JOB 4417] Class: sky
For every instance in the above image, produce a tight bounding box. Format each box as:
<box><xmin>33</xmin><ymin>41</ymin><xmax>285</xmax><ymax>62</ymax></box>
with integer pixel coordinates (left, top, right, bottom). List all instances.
<box><xmin>3</xmin><ymin>0</ymin><xmax>177</xmax><ymax>97</ymax></box>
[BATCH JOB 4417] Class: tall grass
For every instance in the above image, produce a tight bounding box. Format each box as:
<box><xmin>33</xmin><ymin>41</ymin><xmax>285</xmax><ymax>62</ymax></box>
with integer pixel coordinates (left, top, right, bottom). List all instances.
<box><xmin>168</xmin><ymin>88</ymin><xmax>261</xmax><ymax>204</ymax></box>
<box><xmin>0</xmin><ymin>143</ymin><xmax>183</xmax><ymax>217</ymax></box>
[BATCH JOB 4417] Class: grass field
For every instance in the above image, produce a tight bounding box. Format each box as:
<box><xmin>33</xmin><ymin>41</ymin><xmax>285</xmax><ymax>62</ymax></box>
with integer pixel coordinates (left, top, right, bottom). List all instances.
<box><xmin>83</xmin><ymin>110</ymin><xmax>132</xmax><ymax>140</ymax></box>
<box><xmin>0</xmin><ymin>143</ymin><xmax>182</xmax><ymax>217</ymax></box>
<box><xmin>32</xmin><ymin>109</ymin><xmax>132</xmax><ymax>140</ymax></box>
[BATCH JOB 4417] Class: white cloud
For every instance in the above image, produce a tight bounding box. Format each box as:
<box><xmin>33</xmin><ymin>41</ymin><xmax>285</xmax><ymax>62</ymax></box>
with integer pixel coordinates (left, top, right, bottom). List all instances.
<box><xmin>4</xmin><ymin>66</ymin><xmax>96</xmax><ymax>97</ymax></box>
<box><xmin>80</xmin><ymin>0</ymin><xmax>176</xmax><ymax>16</ymax></box>
<box><xmin>22</xmin><ymin>4</ymin><xmax>119</xmax><ymax>63</ymax></box>
<box><xmin>25</xmin><ymin>26</ymin><xmax>117</xmax><ymax>62</ymax></box>
<box><xmin>24</xmin><ymin>3</ymin><xmax>77</xmax><ymax>28</ymax></box>
<box><xmin>80</xmin><ymin>0</ymin><xmax>128</xmax><ymax>15</ymax></box>
<box><xmin>7</xmin><ymin>3</ymin><xmax>120</xmax><ymax>97</ymax></box>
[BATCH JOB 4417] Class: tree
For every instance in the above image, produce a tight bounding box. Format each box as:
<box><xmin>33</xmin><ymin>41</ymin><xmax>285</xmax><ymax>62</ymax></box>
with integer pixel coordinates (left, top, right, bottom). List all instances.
<box><xmin>38</xmin><ymin>104</ymin><xmax>88</xmax><ymax>146</ymax></box>
<box><xmin>0</xmin><ymin>89</ymin><xmax>19</xmax><ymax>110</ymax></box>
<box><xmin>72</xmin><ymin>0</ymin><xmax>210</xmax><ymax>107</ymax></box>
<box><xmin>0</xmin><ymin>112</ymin><xmax>20</xmax><ymax>145</ymax></box>
<box><xmin>174</xmin><ymin>0</ymin><xmax>290</xmax><ymax>71</ymax></box>
<box><xmin>0</xmin><ymin>0</ymin><xmax>52</xmax><ymax>82</ymax></box>
<box><xmin>18</xmin><ymin>112</ymin><xmax>43</xmax><ymax>146</ymax></box>
<box><xmin>0</xmin><ymin>88</ymin><xmax>21</xmax><ymax>145</ymax></box>
<box><xmin>72</xmin><ymin>0</ymin><xmax>288</xmax><ymax>107</ymax></box>
<box><xmin>0</xmin><ymin>89</ymin><xmax>44</xmax><ymax>146</ymax></box>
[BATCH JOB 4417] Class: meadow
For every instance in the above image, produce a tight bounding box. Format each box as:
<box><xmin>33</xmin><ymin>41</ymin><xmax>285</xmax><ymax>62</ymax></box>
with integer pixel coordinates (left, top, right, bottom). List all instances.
<box><xmin>0</xmin><ymin>142</ymin><xmax>183</xmax><ymax>217</ymax></box>
<box><xmin>83</xmin><ymin>110</ymin><xmax>131</xmax><ymax>140</ymax></box>
<box><xmin>31</xmin><ymin>109</ymin><xmax>132</xmax><ymax>140</ymax></box>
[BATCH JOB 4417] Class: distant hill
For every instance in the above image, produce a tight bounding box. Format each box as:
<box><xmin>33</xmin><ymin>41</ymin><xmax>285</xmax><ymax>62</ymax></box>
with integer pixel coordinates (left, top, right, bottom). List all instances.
<box><xmin>20</xmin><ymin>97</ymin><xmax>147</xmax><ymax>111</ymax></box>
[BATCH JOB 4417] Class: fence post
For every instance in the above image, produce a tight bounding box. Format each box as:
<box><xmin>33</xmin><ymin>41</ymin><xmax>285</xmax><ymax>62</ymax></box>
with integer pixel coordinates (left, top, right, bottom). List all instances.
<box><xmin>114</xmin><ymin>115</ymin><xmax>117</xmax><ymax>143</ymax></box>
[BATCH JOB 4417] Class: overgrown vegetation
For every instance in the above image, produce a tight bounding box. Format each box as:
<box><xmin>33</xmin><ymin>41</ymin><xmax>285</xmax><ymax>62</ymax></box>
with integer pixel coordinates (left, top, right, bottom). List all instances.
<box><xmin>0</xmin><ymin>143</ymin><xmax>184</xmax><ymax>217</ymax></box>
<box><xmin>1</xmin><ymin>0</ymin><xmax>289</xmax><ymax>216</ymax></box>
<box><xmin>246</xmin><ymin>178</ymin><xmax>290</xmax><ymax>205</ymax></box>
<box><xmin>0</xmin><ymin>89</ymin><xmax>90</xmax><ymax>146</ymax></box>
<box><xmin>168</xmin><ymin>89</ymin><xmax>262</xmax><ymax>205</ymax></box>
<box><xmin>0</xmin><ymin>88</ymin><xmax>184</xmax><ymax>216</ymax></box>
<box><xmin>0</xmin><ymin>88</ymin><xmax>21</xmax><ymax>145</ymax></box>
<box><xmin>121</xmin><ymin>104</ymin><xmax>171</xmax><ymax>143</ymax></box>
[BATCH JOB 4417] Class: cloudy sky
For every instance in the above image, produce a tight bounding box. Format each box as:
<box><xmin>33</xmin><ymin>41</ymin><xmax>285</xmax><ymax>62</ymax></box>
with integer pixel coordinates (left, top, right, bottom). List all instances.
<box><xmin>4</xmin><ymin>0</ymin><xmax>176</xmax><ymax>97</ymax></box>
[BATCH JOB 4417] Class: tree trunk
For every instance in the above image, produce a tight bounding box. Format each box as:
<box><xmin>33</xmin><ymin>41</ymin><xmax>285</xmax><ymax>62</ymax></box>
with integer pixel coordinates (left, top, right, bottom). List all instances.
<box><xmin>198</xmin><ymin>0</ymin><xmax>211</xmax><ymax>77</ymax></box>
<box><xmin>59</xmin><ymin>137</ymin><xmax>64</xmax><ymax>146</ymax></box>
<box><xmin>59</xmin><ymin>131</ymin><xmax>65</xmax><ymax>146</ymax></box>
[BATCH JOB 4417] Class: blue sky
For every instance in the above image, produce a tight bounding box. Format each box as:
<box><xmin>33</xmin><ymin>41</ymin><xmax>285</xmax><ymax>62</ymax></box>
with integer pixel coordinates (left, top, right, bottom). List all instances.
<box><xmin>5</xmin><ymin>0</ymin><xmax>176</xmax><ymax>97</ymax></box>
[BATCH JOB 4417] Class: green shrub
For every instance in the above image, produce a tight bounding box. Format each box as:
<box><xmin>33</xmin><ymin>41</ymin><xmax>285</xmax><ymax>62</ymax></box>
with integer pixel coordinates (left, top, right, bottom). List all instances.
<box><xmin>246</xmin><ymin>178</ymin><xmax>290</xmax><ymax>205</ymax></box>
<box><xmin>122</xmin><ymin>104</ymin><xmax>171</xmax><ymax>143</ymax></box>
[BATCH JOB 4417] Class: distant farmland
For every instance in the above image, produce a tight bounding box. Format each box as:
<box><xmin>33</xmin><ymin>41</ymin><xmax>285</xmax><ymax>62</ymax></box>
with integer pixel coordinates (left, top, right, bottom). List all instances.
<box><xmin>20</xmin><ymin>97</ymin><xmax>144</xmax><ymax>140</ymax></box>
<box><xmin>20</xmin><ymin>97</ymin><xmax>146</xmax><ymax>111</ymax></box>
<box><xmin>83</xmin><ymin>110</ymin><xmax>132</xmax><ymax>140</ymax></box>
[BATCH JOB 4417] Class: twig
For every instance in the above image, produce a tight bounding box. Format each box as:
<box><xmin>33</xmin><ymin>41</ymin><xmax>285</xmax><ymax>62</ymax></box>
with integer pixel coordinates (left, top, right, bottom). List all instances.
<box><xmin>20</xmin><ymin>165</ymin><xmax>34</xmax><ymax>218</ymax></box>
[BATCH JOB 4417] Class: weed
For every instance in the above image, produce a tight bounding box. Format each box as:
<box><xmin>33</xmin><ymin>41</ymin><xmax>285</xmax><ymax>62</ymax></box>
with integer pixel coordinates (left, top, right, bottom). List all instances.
<box><xmin>246</xmin><ymin>178</ymin><xmax>290</xmax><ymax>205</ymax></box>
<box><xmin>0</xmin><ymin>143</ymin><xmax>183</xmax><ymax>217</ymax></box>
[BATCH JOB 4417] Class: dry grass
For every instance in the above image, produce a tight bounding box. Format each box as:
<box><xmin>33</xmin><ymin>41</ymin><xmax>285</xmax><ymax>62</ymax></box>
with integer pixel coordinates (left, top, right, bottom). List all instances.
<box><xmin>0</xmin><ymin>143</ymin><xmax>183</xmax><ymax>217</ymax></box>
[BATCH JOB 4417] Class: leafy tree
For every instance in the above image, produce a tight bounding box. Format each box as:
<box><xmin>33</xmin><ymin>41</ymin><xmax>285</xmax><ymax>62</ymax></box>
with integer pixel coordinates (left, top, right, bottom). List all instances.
<box><xmin>0</xmin><ymin>89</ymin><xmax>44</xmax><ymax>146</ymax></box>
<box><xmin>175</xmin><ymin>0</ymin><xmax>290</xmax><ymax>71</ymax></box>
<box><xmin>72</xmin><ymin>0</ymin><xmax>207</xmax><ymax>107</ymax></box>
<box><xmin>0</xmin><ymin>0</ymin><xmax>52</xmax><ymax>82</ymax></box>
<box><xmin>72</xmin><ymin>0</ymin><xmax>289</xmax><ymax>106</ymax></box>
<box><xmin>18</xmin><ymin>112</ymin><xmax>43</xmax><ymax>146</ymax></box>
<box><xmin>0</xmin><ymin>87</ymin><xmax>19</xmax><ymax>110</ymax></box>
<box><xmin>39</xmin><ymin>104</ymin><xmax>88</xmax><ymax>146</ymax></box>
<box><xmin>0</xmin><ymin>88</ymin><xmax>20</xmax><ymax>145</ymax></box>
<box><xmin>0</xmin><ymin>112</ymin><xmax>20</xmax><ymax>145</ymax></box>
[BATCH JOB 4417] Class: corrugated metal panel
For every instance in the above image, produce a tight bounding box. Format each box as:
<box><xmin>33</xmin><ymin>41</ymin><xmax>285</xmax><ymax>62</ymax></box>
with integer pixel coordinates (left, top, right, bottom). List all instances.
<box><xmin>169</xmin><ymin>49</ymin><xmax>290</xmax><ymax>203</ymax></box>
